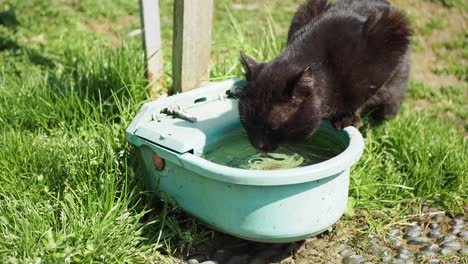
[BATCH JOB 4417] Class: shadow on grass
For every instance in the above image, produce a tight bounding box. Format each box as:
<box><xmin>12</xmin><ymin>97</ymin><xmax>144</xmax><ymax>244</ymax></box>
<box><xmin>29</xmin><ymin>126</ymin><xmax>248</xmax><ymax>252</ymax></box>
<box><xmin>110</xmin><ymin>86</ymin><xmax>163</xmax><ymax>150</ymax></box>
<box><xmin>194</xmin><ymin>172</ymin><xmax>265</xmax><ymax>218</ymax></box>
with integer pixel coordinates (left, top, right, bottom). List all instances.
<box><xmin>0</xmin><ymin>35</ymin><xmax>55</xmax><ymax>68</ymax></box>
<box><xmin>0</xmin><ymin>7</ymin><xmax>19</xmax><ymax>28</ymax></box>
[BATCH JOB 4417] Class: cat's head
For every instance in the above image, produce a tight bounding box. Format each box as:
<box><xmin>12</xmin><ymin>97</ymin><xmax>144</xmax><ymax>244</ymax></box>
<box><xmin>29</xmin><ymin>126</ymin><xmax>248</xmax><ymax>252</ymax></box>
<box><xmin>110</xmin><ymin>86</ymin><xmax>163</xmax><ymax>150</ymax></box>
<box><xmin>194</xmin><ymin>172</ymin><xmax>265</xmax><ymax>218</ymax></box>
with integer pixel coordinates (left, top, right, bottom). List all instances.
<box><xmin>238</xmin><ymin>52</ymin><xmax>323</xmax><ymax>153</ymax></box>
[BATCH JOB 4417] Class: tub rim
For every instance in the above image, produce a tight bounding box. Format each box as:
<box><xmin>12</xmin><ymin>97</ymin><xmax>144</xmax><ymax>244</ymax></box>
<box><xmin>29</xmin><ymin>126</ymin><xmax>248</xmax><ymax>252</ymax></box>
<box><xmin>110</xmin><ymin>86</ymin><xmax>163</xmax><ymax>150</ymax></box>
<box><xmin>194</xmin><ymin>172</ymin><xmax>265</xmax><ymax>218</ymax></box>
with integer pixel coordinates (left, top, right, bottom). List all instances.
<box><xmin>177</xmin><ymin>125</ymin><xmax>364</xmax><ymax>186</ymax></box>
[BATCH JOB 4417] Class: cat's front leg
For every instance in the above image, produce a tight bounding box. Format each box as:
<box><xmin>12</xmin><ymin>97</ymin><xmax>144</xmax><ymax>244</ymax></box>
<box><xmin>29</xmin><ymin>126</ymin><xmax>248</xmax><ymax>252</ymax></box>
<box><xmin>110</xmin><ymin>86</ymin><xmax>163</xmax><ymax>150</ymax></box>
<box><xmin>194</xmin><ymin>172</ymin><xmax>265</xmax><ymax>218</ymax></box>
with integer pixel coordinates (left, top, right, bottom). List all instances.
<box><xmin>332</xmin><ymin>113</ymin><xmax>361</xmax><ymax>130</ymax></box>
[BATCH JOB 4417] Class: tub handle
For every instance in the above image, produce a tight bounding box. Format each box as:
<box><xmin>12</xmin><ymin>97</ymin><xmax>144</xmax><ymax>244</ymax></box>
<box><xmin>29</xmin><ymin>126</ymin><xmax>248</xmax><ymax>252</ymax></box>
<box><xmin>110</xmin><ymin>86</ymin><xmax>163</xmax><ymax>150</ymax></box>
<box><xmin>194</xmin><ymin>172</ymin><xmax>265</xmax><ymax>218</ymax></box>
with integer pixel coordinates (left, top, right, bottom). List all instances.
<box><xmin>161</xmin><ymin>106</ymin><xmax>197</xmax><ymax>123</ymax></box>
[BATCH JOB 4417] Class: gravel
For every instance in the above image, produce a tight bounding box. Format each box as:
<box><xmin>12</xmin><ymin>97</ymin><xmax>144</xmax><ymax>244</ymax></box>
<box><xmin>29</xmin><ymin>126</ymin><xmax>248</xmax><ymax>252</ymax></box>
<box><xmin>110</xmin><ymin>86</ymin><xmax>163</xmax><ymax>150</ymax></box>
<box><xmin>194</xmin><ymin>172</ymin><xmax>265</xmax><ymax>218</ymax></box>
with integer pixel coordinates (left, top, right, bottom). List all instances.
<box><xmin>458</xmin><ymin>230</ymin><xmax>468</xmax><ymax>240</ymax></box>
<box><xmin>343</xmin><ymin>255</ymin><xmax>366</xmax><ymax>264</ymax></box>
<box><xmin>180</xmin><ymin>210</ymin><xmax>466</xmax><ymax>264</ymax></box>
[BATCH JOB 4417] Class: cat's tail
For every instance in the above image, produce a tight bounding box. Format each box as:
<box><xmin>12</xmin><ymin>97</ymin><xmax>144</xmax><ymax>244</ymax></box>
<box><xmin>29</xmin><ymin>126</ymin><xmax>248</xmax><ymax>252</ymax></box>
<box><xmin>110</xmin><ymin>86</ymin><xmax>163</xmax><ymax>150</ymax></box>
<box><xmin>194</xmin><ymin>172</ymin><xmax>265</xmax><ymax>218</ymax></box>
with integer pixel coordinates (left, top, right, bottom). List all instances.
<box><xmin>287</xmin><ymin>0</ymin><xmax>332</xmax><ymax>44</ymax></box>
<box><xmin>364</xmin><ymin>7</ymin><xmax>412</xmax><ymax>59</ymax></box>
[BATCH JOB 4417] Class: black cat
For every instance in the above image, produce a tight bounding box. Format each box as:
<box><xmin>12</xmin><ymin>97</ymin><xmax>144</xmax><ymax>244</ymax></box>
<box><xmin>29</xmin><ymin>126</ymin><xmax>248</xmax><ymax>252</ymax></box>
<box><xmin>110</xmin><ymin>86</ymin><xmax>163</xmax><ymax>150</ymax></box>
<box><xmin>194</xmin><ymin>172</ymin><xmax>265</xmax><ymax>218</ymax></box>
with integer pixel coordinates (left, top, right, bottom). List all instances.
<box><xmin>238</xmin><ymin>0</ymin><xmax>411</xmax><ymax>153</ymax></box>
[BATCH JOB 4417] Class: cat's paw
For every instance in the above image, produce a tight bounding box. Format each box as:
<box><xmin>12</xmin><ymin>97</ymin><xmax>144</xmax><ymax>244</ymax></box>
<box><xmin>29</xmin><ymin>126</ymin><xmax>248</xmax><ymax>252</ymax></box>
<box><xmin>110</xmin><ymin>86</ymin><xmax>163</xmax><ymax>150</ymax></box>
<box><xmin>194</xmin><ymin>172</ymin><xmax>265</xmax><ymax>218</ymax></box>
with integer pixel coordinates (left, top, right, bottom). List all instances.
<box><xmin>333</xmin><ymin>114</ymin><xmax>361</xmax><ymax>130</ymax></box>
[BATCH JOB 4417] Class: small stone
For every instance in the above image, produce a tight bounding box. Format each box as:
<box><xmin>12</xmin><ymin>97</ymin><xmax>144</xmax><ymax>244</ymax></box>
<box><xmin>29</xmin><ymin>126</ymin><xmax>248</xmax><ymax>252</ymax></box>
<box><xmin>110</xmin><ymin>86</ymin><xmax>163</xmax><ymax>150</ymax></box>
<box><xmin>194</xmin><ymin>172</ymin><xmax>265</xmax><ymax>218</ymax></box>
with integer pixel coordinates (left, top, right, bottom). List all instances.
<box><xmin>391</xmin><ymin>259</ymin><xmax>405</xmax><ymax>264</ymax></box>
<box><xmin>459</xmin><ymin>248</ymin><xmax>467</xmax><ymax>254</ymax></box>
<box><xmin>388</xmin><ymin>229</ymin><xmax>402</xmax><ymax>237</ymax></box>
<box><xmin>441</xmin><ymin>235</ymin><xmax>457</xmax><ymax>243</ymax></box>
<box><xmin>188</xmin><ymin>255</ymin><xmax>206</xmax><ymax>264</ymax></box>
<box><xmin>382</xmin><ymin>255</ymin><xmax>392</xmax><ymax>263</ymax></box>
<box><xmin>386</xmin><ymin>236</ymin><xmax>403</xmax><ymax>248</ymax></box>
<box><xmin>426</xmin><ymin>259</ymin><xmax>441</xmax><ymax>264</ymax></box>
<box><xmin>450</xmin><ymin>226</ymin><xmax>462</xmax><ymax>234</ymax></box>
<box><xmin>439</xmin><ymin>248</ymin><xmax>452</xmax><ymax>255</ymax></box>
<box><xmin>398</xmin><ymin>248</ymin><xmax>413</xmax><ymax>255</ymax></box>
<box><xmin>379</xmin><ymin>250</ymin><xmax>391</xmax><ymax>262</ymax></box>
<box><xmin>451</xmin><ymin>218</ymin><xmax>464</xmax><ymax>227</ymax></box>
<box><xmin>415</xmin><ymin>251</ymin><xmax>437</xmax><ymax>258</ymax></box>
<box><xmin>428</xmin><ymin>223</ymin><xmax>439</xmax><ymax>229</ymax></box>
<box><xmin>427</xmin><ymin>230</ymin><xmax>443</xmax><ymax>238</ymax></box>
<box><xmin>363</xmin><ymin>262</ymin><xmax>374</xmax><ymax>264</ymax></box>
<box><xmin>201</xmin><ymin>261</ymin><xmax>219</xmax><ymax>264</ymax></box>
<box><xmin>403</xmin><ymin>229</ymin><xmax>422</xmax><ymax>240</ymax></box>
<box><xmin>431</xmin><ymin>214</ymin><xmax>444</xmax><ymax>221</ymax></box>
<box><xmin>396</xmin><ymin>253</ymin><xmax>410</xmax><ymax>260</ymax></box>
<box><xmin>226</xmin><ymin>255</ymin><xmax>249</xmax><ymax>264</ymax></box>
<box><xmin>442</xmin><ymin>241</ymin><xmax>461</xmax><ymax>250</ymax></box>
<box><xmin>336</xmin><ymin>243</ymin><xmax>349</xmax><ymax>251</ymax></box>
<box><xmin>343</xmin><ymin>255</ymin><xmax>366</xmax><ymax>264</ymax></box>
<box><xmin>404</xmin><ymin>225</ymin><xmax>422</xmax><ymax>233</ymax></box>
<box><xmin>340</xmin><ymin>249</ymin><xmax>356</xmax><ymax>258</ymax></box>
<box><xmin>370</xmin><ymin>244</ymin><xmax>385</xmax><ymax>255</ymax></box>
<box><xmin>458</xmin><ymin>230</ymin><xmax>468</xmax><ymax>240</ymax></box>
<box><xmin>408</xmin><ymin>237</ymin><xmax>428</xmax><ymax>245</ymax></box>
<box><xmin>423</xmin><ymin>244</ymin><xmax>440</xmax><ymax>252</ymax></box>
<box><xmin>212</xmin><ymin>249</ymin><xmax>232</xmax><ymax>263</ymax></box>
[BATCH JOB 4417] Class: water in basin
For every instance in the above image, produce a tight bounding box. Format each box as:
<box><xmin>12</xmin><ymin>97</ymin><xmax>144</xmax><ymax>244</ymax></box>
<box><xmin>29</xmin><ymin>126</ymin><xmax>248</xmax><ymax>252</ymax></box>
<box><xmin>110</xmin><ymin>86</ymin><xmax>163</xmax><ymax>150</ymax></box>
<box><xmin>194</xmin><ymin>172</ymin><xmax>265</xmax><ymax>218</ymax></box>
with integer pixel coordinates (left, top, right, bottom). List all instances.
<box><xmin>203</xmin><ymin>127</ymin><xmax>345</xmax><ymax>170</ymax></box>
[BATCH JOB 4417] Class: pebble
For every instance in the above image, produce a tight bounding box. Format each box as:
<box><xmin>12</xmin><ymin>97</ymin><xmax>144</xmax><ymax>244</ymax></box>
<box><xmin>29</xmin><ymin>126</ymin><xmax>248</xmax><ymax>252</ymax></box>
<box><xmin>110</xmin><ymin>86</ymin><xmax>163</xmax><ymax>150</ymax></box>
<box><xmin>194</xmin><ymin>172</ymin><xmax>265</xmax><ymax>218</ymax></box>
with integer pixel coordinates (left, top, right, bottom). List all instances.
<box><xmin>451</xmin><ymin>218</ymin><xmax>464</xmax><ymax>227</ymax></box>
<box><xmin>388</xmin><ymin>229</ymin><xmax>401</xmax><ymax>237</ymax></box>
<box><xmin>442</xmin><ymin>241</ymin><xmax>461</xmax><ymax>250</ymax></box>
<box><xmin>398</xmin><ymin>248</ymin><xmax>413</xmax><ymax>256</ymax></box>
<box><xmin>336</xmin><ymin>243</ymin><xmax>349</xmax><ymax>252</ymax></box>
<box><xmin>396</xmin><ymin>253</ymin><xmax>410</xmax><ymax>260</ymax></box>
<box><xmin>426</xmin><ymin>259</ymin><xmax>441</xmax><ymax>264</ymax></box>
<box><xmin>408</xmin><ymin>237</ymin><xmax>428</xmax><ymax>245</ymax></box>
<box><xmin>381</xmin><ymin>252</ymin><xmax>392</xmax><ymax>263</ymax></box>
<box><xmin>212</xmin><ymin>249</ymin><xmax>232</xmax><ymax>263</ymax></box>
<box><xmin>363</xmin><ymin>262</ymin><xmax>374</xmax><ymax>264</ymax></box>
<box><xmin>431</xmin><ymin>214</ymin><xmax>444</xmax><ymax>222</ymax></box>
<box><xmin>441</xmin><ymin>235</ymin><xmax>457</xmax><ymax>243</ymax></box>
<box><xmin>391</xmin><ymin>259</ymin><xmax>406</xmax><ymax>264</ymax></box>
<box><xmin>458</xmin><ymin>230</ymin><xmax>468</xmax><ymax>240</ymax></box>
<box><xmin>428</xmin><ymin>223</ymin><xmax>439</xmax><ymax>229</ymax></box>
<box><xmin>439</xmin><ymin>247</ymin><xmax>452</xmax><ymax>255</ymax></box>
<box><xmin>422</xmin><ymin>244</ymin><xmax>440</xmax><ymax>252</ymax></box>
<box><xmin>403</xmin><ymin>229</ymin><xmax>422</xmax><ymax>240</ymax></box>
<box><xmin>459</xmin><ymin>248</ymin><xmax>467</xmax><ymax>254</ymax></box>
<box><xmin>370</xmin><ymin>244</ymin><xmax>385</xmax><ymax>255</ymax></box>
<box><xmin>415</xmin><ymin>251</ymin><xmax>437</xmax><ymax>258</ymax></box>
<box><xmin>403</xmin><ymin>225</ymin><xmax>422</xmax><ymax>233</ymax></box>
<box><xmin>226</xmin><ymin>255</ymin><xmax>249</xmax><ymax>264</ymax></box>
<box><xmin>427</xmin><ymin>229</ymin><xmax>443</xmax><ymax>238</ymax></box>
<box><xmin>343</xmin><ymin>255</ymin><xmax>366</xmax><ymax>264</ymax></box>
<box><xmin>188</xmin><ymin>255</ymin><xmax>206</xmax><ymax>264</ymax></box>
<box><xmin>201</xmin><ymin>261</ymin><xmax>219</xmax><ymax>264</ymax></box>
<box><xmin>340</xmin><ymin>249</ymin><xmax>356</xmax><ymax>258</ymax></box>
<box><xmin>386</xmin><ymin>236</ymin><xmax>403</xmax><ymax>248</ymax></box>
<box><xmin>450</xmin><ymin>226</ymin><xmax>462</xmax><ymax>234</ymax></box>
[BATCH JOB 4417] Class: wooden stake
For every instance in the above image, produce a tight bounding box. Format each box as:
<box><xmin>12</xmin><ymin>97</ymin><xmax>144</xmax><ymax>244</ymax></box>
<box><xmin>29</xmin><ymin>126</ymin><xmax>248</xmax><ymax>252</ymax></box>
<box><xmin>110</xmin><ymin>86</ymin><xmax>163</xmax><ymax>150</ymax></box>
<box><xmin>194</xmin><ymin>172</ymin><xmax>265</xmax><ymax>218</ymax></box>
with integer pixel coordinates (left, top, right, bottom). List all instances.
<box><xmin>172</xmin><ymin>0</ymin><xmax>214</xmax><ymax>93</ymax></box>
<box><xmin>140</xmin><ymin>0</ymin><xmax>164</xmax><ymax>98</ymax></box>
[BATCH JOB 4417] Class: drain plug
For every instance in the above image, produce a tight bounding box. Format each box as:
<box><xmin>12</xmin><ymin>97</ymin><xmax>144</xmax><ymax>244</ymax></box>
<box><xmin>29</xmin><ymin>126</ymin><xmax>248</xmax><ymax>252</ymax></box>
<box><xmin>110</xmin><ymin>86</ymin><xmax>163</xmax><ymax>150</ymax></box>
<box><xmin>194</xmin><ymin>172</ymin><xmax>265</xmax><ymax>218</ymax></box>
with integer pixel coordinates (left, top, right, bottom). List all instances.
<box><xmin>152</xmin><ymin>153</ymin><xmax>165</xmax><ymax>171</ymax></box>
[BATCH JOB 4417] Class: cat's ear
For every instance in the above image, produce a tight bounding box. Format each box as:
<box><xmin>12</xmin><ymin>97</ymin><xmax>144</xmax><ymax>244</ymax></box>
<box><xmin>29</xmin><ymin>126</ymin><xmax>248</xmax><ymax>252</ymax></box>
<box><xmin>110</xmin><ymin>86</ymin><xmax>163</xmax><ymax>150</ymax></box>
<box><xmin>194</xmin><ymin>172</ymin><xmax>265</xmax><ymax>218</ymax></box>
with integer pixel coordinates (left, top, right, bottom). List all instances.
<box><xmin>240</xmin><ymin>51</ymin><xmax>260</xmax><ymax>80</ymax></box>
<box><xmin>286</xmin><ymin>67</ymin><xmax>314</xmax><ymax>101</ymax></box>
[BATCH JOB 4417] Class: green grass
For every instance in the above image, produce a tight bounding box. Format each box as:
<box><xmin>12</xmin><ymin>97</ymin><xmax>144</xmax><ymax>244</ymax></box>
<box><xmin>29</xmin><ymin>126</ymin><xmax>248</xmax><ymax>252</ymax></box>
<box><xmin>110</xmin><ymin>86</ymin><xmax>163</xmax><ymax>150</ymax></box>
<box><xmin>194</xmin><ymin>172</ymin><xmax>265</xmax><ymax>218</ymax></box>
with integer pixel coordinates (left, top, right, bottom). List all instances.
<box><xmin>0</xmin><ymin>0</ymin><xmax>467</xmax><ymax>262</ymax></box>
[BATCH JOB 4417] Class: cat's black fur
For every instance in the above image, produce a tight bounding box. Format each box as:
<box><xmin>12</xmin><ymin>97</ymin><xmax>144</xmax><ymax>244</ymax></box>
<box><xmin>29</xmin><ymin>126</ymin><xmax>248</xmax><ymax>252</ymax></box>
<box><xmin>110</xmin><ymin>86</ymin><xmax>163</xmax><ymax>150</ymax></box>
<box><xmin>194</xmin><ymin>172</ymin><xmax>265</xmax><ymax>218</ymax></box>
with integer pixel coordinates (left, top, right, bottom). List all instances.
<box><xmin>238</xmin><ymin>0</ymin><xmax>411</xmax><ymax>152</ymax></box>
